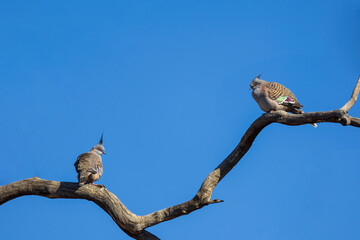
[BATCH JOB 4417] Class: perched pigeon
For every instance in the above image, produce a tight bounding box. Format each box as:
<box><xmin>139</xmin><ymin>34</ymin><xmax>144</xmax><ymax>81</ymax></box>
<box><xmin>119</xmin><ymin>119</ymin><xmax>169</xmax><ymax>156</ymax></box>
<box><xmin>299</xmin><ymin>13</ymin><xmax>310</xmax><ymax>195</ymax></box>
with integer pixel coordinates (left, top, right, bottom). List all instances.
<box><xmin>250</xmin><ymin>74</ymin><xmax>317</xmax><ymax>127</ymax></box>
<box><xmin>74</xmin><ymin>134</ymin><xmax>106</xmax><ymax>185</ymax></box>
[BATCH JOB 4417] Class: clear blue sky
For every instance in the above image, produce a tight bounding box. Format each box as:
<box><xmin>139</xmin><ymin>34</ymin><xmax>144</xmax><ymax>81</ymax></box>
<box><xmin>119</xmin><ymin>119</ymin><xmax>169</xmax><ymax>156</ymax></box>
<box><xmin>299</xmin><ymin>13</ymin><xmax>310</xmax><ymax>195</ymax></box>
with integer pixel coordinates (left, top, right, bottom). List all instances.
<box><xmin>1</xmin><ymin>1</ymin><xmax>359</xmax><ymax>239</ymax></box>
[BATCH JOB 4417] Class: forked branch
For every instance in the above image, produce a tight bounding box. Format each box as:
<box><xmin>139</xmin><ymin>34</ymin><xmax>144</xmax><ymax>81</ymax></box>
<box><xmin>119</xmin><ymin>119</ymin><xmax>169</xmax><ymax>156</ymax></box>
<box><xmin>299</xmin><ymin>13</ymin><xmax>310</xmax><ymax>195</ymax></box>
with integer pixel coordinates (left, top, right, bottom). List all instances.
<box><xmin>1</xmin><ymin>77</ymin><xmax>359</xmax><ymax>239</ymax></box>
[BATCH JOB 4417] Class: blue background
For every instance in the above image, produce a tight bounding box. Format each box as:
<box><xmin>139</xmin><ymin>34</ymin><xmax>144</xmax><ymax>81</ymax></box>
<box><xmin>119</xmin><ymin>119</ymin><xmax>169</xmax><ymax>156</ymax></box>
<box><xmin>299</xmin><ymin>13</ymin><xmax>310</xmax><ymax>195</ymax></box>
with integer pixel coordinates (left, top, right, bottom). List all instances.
<box><xmin>1</xmin><ymin>1</ymin><xmax>360</xmax><ymax>239</ymax></box>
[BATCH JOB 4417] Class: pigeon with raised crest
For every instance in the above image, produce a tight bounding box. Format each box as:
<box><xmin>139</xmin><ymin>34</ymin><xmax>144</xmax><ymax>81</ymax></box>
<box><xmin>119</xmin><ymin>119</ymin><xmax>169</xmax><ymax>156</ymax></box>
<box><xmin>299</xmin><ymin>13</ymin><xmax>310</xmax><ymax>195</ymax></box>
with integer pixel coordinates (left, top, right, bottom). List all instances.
<box><xmin>74</xmin><ymin>134</ymin><xmax>106</xmax><ymax>185</ymax></box>
<box><xmin>250</xmin><ymin>74</ymin><xmax>317</xmax><ymax>127</ymax></box>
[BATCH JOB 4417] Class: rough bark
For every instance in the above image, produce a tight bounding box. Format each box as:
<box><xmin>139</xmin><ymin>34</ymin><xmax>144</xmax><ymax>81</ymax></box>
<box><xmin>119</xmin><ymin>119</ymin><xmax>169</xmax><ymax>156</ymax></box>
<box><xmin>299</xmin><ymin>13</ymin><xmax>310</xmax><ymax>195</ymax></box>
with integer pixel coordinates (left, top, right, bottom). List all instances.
<box><xmin>1</xmin><ymin>76</ymin><xmax>359</xmax><ymax>239</ymax></box>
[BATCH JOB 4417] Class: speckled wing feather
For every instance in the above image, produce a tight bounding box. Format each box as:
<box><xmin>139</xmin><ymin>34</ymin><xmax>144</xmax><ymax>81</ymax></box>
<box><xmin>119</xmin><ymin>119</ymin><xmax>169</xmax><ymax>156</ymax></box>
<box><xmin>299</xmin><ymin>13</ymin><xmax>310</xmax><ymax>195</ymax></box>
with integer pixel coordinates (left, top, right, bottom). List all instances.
<box><xmin>265</xmin><ymin>82</ymin><xmax>303</xmax><ymax>108</ymax></box>
<box><xmin>74</xmin><ymin>152</ymin><xmax>103</xmax><ymax>184</ymax></box>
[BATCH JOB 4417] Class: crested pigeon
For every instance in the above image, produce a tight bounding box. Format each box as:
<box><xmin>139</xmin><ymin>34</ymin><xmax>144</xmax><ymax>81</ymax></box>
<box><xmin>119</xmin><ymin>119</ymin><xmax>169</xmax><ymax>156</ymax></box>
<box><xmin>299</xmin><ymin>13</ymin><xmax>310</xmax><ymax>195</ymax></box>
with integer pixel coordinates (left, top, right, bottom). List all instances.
<box><xmin>74</xmin><ymin>134</ymin><xmax>106</xmax><ymax>185</ymax></box>
<box><xmin>250</xmin><ymin>74</ymin><xmax>317</xmax><ymax>127</ymax></box>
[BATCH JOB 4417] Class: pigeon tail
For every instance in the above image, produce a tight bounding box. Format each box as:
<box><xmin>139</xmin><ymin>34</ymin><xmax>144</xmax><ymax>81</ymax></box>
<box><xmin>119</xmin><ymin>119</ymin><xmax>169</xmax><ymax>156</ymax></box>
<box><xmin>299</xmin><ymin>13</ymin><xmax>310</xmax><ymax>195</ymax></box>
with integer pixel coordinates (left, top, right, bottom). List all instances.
<box><xmin>78</xmin><ymin>171</ymin><xmax>88</xmax><ymax>185</ymax></box>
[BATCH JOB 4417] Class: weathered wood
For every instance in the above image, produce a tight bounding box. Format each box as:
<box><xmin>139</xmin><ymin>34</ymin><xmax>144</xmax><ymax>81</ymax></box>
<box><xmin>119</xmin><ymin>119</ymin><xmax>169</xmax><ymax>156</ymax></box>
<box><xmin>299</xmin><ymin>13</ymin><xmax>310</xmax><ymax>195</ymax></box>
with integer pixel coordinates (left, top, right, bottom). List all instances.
<box><xmin>1</xmin><ymin>77</ymin><xmax>359</xmax><ymax>239</ymax></box>
<box><xmin>341</xmin><ymin>75</ymin><xmax>360</xmax><ymax>112</ymax></box>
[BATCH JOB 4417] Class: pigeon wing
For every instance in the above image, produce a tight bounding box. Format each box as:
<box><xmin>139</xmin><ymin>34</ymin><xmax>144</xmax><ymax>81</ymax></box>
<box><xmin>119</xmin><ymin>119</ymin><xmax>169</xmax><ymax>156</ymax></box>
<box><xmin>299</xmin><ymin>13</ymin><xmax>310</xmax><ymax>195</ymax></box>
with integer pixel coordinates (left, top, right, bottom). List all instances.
<box><xmin>74</xmin><ymin>152</ymin><xmax>102</xmax><ymax>184</ymax></box>
<box><xmin>265</xmin><ymin>82</ymin><xmax>303</xmax><ymax>108</ymax></box>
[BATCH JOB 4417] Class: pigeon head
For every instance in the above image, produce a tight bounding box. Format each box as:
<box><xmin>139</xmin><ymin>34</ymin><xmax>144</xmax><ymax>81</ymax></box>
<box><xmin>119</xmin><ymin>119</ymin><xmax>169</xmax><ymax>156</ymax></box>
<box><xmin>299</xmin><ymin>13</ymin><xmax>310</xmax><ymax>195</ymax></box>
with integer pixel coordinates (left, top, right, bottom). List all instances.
<box><xmin>91</xmin><ymin>133</ymin><xmax>106</xmax><ymax>155</ymax></box>
<box><xmin>250</xmin><ymin>74</ymin><xmax>265</xmax><ymax>90</ymax></box>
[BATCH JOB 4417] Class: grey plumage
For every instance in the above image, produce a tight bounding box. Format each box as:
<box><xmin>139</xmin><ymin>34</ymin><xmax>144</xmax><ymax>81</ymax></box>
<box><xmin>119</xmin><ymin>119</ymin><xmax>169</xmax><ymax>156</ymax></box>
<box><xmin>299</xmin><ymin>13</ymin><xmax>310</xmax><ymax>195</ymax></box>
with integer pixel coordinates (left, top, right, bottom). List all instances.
<box><xmin>74</xmin><ymin>134</ymin><xmax>106</xmax><ymax>185</ymax></box>
<box><xmin>250</xmin><ymin>74</ymin><xmax>317</xmax><ymax>127</ymax></box>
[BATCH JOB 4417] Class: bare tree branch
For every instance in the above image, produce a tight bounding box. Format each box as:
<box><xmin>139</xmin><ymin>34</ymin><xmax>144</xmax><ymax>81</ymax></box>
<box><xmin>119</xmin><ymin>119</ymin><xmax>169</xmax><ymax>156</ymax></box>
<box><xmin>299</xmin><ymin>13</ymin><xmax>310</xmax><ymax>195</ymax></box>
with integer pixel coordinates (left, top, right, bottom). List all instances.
<box><xmin>1</xmin><ymin>78</ymin><xmax>359</xmax><ymax>239</ymax></box>
<box><xmin>341</xmin><ymin>75</ymin><xmax>360</xmax><ymax>112</ymax></box>
<box><xmin>0</xmin><ymin>178</ymin><xmax>159</xmax><ymax>239</ymax></box>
